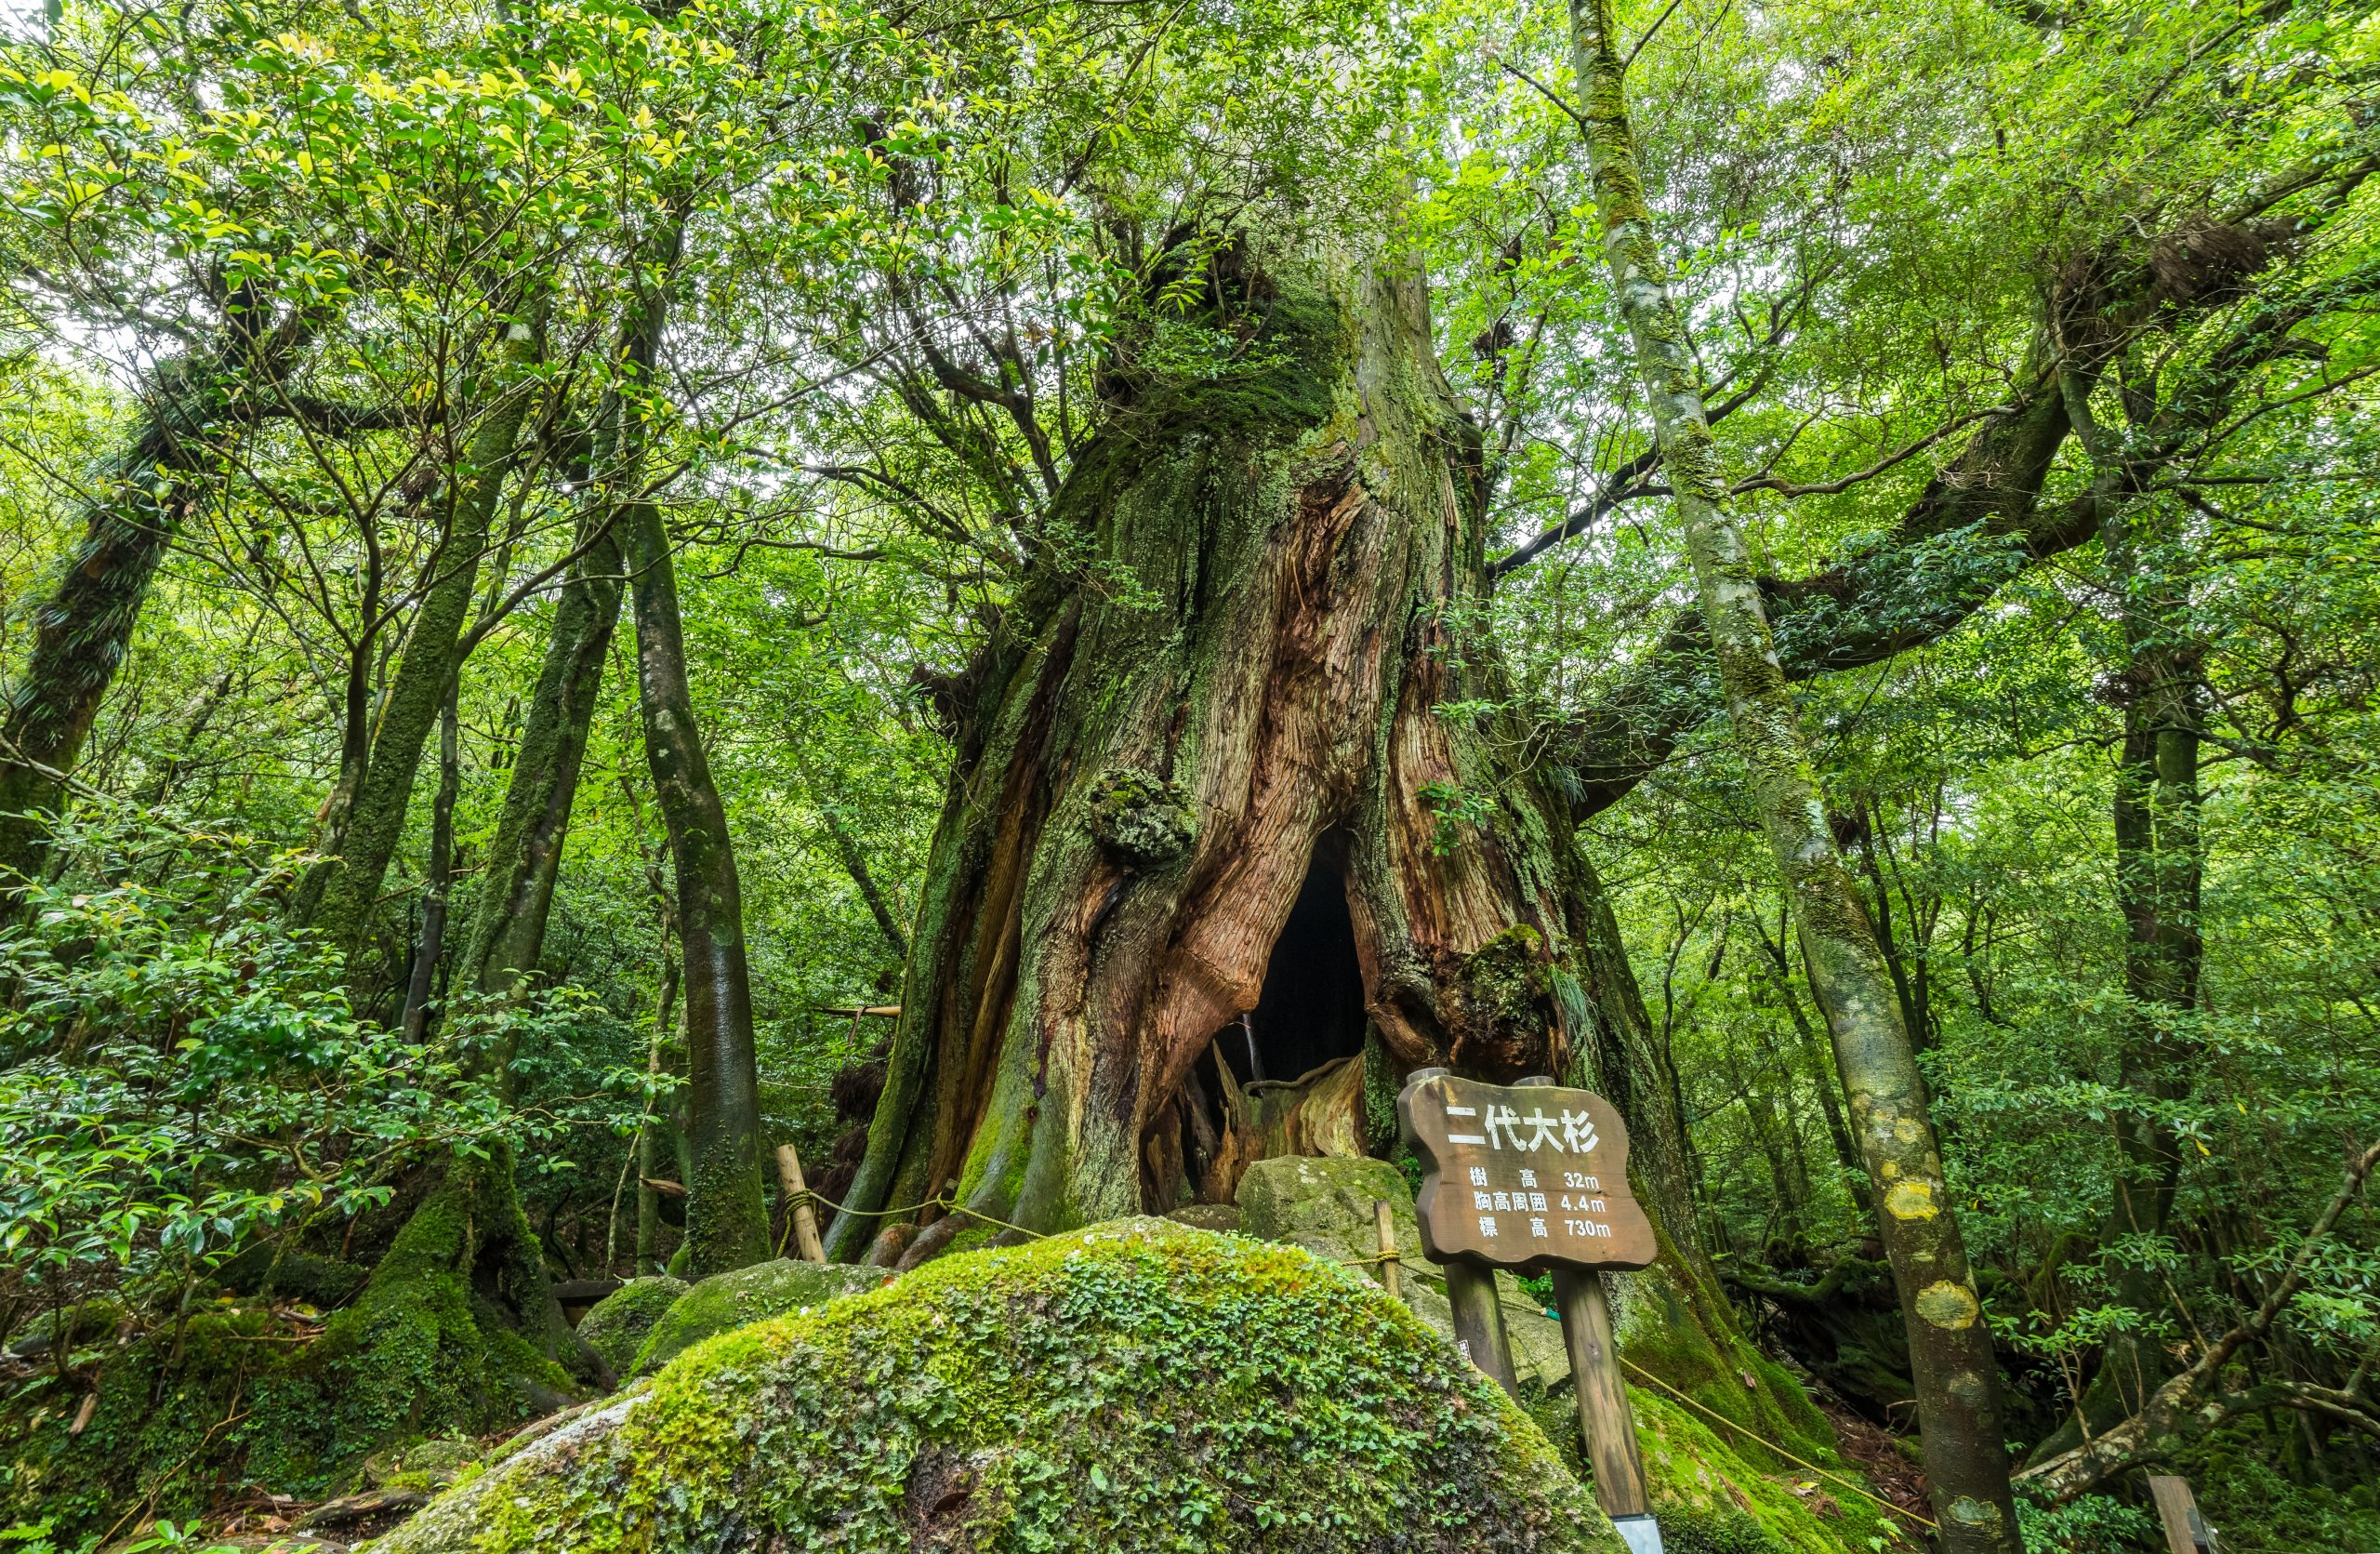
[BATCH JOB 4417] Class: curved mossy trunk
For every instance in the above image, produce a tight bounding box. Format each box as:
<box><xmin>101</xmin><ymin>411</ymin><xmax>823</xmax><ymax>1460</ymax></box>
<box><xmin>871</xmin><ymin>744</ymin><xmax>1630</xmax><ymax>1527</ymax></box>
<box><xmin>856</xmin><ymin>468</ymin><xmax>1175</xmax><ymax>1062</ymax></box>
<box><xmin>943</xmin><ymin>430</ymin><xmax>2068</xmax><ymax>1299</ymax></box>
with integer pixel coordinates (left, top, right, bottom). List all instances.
<box><xmin>625</xmin><ymin>489</ymin><xmax>771</xmax><ymax>1279</ymax></box>
<box><xmin>0</xmin><ymin>294</ymin><xmax>305</xmax><ymax>899</ymax></box>
<box><xmin>457</xmin><ymin>512</ymin><xmax>626</xmax><ymax>997</ymax></box>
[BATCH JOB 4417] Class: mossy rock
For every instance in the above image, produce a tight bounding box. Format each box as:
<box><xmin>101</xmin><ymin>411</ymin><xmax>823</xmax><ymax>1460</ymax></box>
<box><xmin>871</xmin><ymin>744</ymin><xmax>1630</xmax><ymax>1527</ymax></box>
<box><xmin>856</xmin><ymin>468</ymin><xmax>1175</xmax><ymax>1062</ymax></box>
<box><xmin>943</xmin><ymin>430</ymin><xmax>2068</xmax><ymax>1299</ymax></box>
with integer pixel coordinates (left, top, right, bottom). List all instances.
<box><xmin>376</xmin><ymin>1218</ymin><xmax>1624</xmax><ymax>1553</ymax></box>
<box><xmin>211</xmin><ymin>1243</ymin><xmax>371</xmax><ymax>1308</ymax></box>
<box><xmin>575</xmin><ymin>1277</ymin><xmax>686</xmax><ymax>1377</ymax></box>
<box><xmin>1165</xmin><ymin>1202</ymin><xmax>1242</xmax><ymax>1232</ymax></box>
<box><xmin>628</xmin><ymin>1257</ymin><xmax>886</xmax><ymax>1375</ymax></box>
<box><xmin>1236</xmin><ymin>1155</ymin><xmax>1568</xmax><ymax>1388</ymax></box>
<box><xmin>365</xmin><ymin>1433</ymin><xmax>482</xmax><ymax>1492</ymax></box>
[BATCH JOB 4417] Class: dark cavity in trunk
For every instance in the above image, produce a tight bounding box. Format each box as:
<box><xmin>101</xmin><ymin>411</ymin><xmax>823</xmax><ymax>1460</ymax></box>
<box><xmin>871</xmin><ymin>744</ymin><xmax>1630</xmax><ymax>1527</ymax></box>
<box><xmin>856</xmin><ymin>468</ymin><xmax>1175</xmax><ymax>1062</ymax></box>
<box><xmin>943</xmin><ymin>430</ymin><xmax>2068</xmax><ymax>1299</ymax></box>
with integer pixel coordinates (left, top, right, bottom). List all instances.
<box><xmin>1216</xmin><ymin>855</ymin><xmax>1369</xmax><ymax>1087</ymax></box>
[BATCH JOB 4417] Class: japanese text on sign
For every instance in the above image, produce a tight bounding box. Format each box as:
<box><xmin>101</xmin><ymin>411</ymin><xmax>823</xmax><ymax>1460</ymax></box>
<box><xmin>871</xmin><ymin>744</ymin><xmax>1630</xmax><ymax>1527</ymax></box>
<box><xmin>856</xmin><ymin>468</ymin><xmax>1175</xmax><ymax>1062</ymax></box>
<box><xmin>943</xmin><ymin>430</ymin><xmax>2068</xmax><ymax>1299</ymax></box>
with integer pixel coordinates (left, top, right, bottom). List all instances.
<box><xmin>1397</xmin><ymin>1070</ymin><xmax>1658</xmax><ymax>1271</ymax></box>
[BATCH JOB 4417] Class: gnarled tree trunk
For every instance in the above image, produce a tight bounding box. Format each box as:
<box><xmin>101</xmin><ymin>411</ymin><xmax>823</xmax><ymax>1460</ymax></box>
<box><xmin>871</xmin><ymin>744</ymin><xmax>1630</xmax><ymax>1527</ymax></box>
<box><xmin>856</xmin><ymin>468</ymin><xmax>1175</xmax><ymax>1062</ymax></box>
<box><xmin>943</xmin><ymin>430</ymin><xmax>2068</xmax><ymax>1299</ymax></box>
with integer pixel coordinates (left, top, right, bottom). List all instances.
<box><xmin>825</xmin><ymin>246</ymin><xmax>1701</xmax><ymax>1283</ymax></box>
<box><xmin>820</xmin><ymin>240</ymin><xmax>1832</xmax><ymax>1463</ymax></box>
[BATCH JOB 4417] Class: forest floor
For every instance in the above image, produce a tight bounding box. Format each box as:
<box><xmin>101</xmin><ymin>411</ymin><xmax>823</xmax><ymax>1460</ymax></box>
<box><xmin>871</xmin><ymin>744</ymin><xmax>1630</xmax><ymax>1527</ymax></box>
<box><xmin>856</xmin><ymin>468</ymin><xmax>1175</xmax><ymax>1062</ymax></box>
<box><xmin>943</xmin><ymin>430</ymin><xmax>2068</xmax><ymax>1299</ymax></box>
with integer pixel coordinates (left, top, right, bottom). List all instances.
<box><xmin>1809</xmin><ymin>1395</ymin><xmax>1931</xmax><ymax>1527</ymax></box>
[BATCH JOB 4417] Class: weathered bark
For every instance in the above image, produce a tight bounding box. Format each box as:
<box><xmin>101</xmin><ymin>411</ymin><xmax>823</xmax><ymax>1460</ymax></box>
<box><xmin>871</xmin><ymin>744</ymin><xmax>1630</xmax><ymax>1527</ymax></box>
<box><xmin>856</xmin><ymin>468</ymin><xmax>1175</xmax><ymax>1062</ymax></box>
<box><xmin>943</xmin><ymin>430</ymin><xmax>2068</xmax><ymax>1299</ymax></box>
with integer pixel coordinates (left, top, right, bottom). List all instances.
<box><xmin>815</xmin><ymin>234</ymin><xmax>1828</xmax><ymax>1468</ymax></box>
<box><xmin>456</xmin><ymin>511</ymin><xmax>626</xmax><ymax>996</ymax></box>
<box><xmin>1566</xmin><ymin>2</ymin><xmax>2020</xmax><ymax>1546</ymax></box>
<box><xmin>0</xmin><ymin>297</ymin><xmax>299</xmax><ymax>896</ymax></box>
<box><xmin>298</xmin><ymin>314</ymin><xmax>545</xmax><ymax>955</ymax></box>
<box><xmin>826</xmin><ymin>250</ymin><xmax>1607</xmax><ymax>1267</ymax></box>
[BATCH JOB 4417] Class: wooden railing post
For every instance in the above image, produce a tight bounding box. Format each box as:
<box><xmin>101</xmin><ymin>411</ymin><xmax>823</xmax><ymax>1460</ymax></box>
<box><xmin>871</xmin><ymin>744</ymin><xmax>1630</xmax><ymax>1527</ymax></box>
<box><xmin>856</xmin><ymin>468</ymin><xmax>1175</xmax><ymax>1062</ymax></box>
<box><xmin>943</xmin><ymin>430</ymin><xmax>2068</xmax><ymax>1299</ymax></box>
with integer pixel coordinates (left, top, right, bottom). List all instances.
<box><xmin>1373</xmin><ymin>1200</ymin><xmax>1403</xmax><ymax>1303</ymax></box>
<box><xmin>1443</xmin><ymin>1258</ymin><xmax>1517</xmax><ymax>1396</ymax></box>
<box><xmin>2148</xmin><ymin>1476</ymin><xmax>2215</xmax><ymax>1554</ymax></box>
<box><xmin>774</xmin><ymin>1141</ymin><xmax>826</xmax><ymax>1262</ymax></box>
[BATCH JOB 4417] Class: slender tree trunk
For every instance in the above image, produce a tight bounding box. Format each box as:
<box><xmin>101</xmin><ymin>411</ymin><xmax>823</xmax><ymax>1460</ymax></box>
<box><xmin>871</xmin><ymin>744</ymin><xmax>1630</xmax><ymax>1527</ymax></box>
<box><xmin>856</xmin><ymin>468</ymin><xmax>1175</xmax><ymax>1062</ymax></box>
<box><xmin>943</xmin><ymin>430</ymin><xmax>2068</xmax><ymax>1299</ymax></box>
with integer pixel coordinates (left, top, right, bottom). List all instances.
<box><xmin>399</xmin><ymin>688</ymin><xmax>462</xmax><ymax>1043</ymax></box>
<box><xmin>297</xmin><ymin>312</ymin><xmax>545</xmax><ymax>955</ymax></box>
<box><xmin>456</xmin><ymin>511</ymin><xmax>626</xmax><ymax>996</ymax></box>
<box><xmin>1567</xmin><ymin>3</ymin><xmax>2020</xmax><ymax>1545</ymax></box>
<box><xmin>625</xmin><ymin>492</ymin><xmax>768</xmax><ymax>1276</ymax></box>
<box><xmin>609</xmin><ymin>219</ymin><xmax>770</xmax><ymax>1277</ymax></box>
<box><xmin>2024</xmin><ymin>367</ymin><xmax>2207</xmax><ymax>1461</ymax></box>
<box><xmin>830</xmin><ymin>805</ymin><xmax>911</xmax><ymax>962</ymax></box>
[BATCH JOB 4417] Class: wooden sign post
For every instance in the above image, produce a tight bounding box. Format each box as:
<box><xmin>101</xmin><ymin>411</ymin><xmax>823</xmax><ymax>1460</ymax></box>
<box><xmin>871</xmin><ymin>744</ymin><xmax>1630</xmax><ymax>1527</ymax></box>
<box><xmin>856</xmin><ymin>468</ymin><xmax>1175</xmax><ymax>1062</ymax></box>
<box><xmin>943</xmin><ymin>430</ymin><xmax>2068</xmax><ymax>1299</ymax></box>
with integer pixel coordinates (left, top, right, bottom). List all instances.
<box><xmin>1399</xmin><ymin>1068</ymin><xmax>1662</xmax><ymax>1548</ymax></box>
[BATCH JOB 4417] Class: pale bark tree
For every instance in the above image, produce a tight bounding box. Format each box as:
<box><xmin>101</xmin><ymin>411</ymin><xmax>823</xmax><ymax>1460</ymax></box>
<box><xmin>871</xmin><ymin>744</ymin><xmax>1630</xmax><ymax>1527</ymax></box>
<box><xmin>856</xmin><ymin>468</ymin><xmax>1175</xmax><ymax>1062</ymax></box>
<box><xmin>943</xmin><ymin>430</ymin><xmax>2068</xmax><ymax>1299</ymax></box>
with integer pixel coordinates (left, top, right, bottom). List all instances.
<box><xmin>1565</xmin><ymin>0</ymin><xmax>2020</xmax><ymax>1542</ymax></box>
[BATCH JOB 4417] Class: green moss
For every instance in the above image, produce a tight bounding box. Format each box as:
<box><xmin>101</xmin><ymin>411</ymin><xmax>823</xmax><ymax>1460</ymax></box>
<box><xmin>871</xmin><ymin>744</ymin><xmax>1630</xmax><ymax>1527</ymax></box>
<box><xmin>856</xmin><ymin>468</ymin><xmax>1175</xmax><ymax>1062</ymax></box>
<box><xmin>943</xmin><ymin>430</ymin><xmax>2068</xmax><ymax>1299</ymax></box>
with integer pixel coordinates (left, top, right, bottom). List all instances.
<box><xmin>575</xmin><ymin>1277</ymin><xmax>687</xmax><ymax>1377</ymax></box>
<box><xmin>1447</xmin><ymin>925</ymin><xmax>1560</xmax><ymax>1058</ymax></box>
<box><xmin>0</xmin><ymin>1161</ymin><xmax>591</xmax><ymax>1543</ymax></box>
<box><xmin>378</xmin><ymin>1220</ymin><xmax>1628</xmax><ymax>1554</ymax></box>
<box><xmin>1610</xmin><ymin>1266</ymin><xmax>1837</xmax><ymax>1474</ymax></box>
<box><xmin>628</xmin><ymin>1258</ymin><xmax>886</xmax><ymax>1375</ymax></box>
<box><xmin>1085</xmin><ymin>765</ymin><xmax>1197</xmax><ymax>864</ymax></box>
<box><xmin>1624</xmin><ymin>1391</ymin><xmax>1903</xmax><ymax>1554</ymax></box>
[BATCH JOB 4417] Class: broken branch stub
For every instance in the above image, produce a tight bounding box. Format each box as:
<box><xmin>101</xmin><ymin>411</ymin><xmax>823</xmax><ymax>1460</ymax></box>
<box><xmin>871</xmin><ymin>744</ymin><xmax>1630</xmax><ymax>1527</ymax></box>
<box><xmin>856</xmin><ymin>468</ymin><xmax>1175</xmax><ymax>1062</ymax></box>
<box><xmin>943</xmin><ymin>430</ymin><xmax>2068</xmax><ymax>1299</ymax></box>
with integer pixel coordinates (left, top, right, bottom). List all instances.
<box><xmin>1397</xmin><ymin>1069</ymin><xmax>1658</xmax><ymax>1272</ymax></box>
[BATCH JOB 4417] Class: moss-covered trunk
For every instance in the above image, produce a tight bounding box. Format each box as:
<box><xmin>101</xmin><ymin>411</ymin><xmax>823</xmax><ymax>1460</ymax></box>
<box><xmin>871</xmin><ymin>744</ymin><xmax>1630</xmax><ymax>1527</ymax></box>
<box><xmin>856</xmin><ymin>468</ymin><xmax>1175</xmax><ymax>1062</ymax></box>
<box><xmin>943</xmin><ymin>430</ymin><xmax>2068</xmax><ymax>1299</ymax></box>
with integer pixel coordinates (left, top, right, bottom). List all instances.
<box><xmin>298</xmin><ymin>313</ymin><xmax>545</xmax><ymax>958</ymax></box>
<box><xmin>0</xmin><ymin>296</ymin><xmax>305</xmax><ymax>899</ymax></box>
<box><xmin>2027</xmin><ymin>367</ymin><xmax>2207</xmax><ymax>1462</ymax></box>
<box><xmin>813</xmin><ymin>239</ymin><xmax>1833</xmax><ymax>1476</ymax></box>
<box><xmin>1567</xmin><ymin>2</ymin><xmax>2019</xmax><ymax>1546</ymax></box>
<box><xmin>608</xmin><ymin>216</ymin><xmax>770</xmax><ymax>1279</ymax></box>
<box><xmin>457</xmin><ymin>511</ymin><xmax>626</xmax><ymax>997</ymax></box>
<box><xmin>625</xmin><ymin>491</ymin><xmax>769</xmax><ymax>1278</ymax></box>
<box><xmin>827</xmin><ymin>253</ymin><xmax>1572</xmax><ymax>1255</ymax></box>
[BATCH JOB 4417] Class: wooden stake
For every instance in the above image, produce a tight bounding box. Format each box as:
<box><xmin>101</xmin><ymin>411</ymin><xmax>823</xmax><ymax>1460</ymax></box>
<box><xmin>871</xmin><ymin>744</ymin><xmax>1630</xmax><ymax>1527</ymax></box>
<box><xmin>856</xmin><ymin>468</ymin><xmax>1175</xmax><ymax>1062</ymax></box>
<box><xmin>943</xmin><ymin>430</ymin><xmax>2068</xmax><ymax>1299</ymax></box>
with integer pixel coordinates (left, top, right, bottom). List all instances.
<box><xmin>2147</xmin><ymin>1475</ymin><xmax>2209</xmax><ymax>1554</ymax></box>
<box><xmin>1373</xmin><ymin>1200</ymin><xmax>1402</xmax><ymax>1302</ymax></box>
<box><xmin>1554</xmin><ymin>1266</ymin><xmax>1650</xmax><ymax>1519</ymax></box>
<box><xmin>1444</xmin><ymin>1258</ymin><xmax>1516</xmax><ymax>1397</ymax></box>
<box><xmin>774</xmin><ymin>1142</ymin><xmax>826</xmax><ymax>1263</ymax></box>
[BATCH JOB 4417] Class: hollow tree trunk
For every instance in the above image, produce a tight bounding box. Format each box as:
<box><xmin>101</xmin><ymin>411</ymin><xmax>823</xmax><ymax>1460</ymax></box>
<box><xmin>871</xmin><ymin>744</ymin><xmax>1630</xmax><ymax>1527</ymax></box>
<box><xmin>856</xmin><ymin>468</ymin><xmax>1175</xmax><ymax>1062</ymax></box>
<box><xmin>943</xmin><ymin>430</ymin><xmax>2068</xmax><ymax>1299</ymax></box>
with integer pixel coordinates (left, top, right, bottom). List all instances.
<box><xmin>822</xmin><ymin>239</ymin><xmax>1740</xmax><ymax>1288</ymax></box>
<box><xmin>821</xmin><ymin>234</ymin><xmax>1832</xmax><ymax>1464</ymax></box>
<box><xmin>828</xmin><ymin>251</ymin><xmax>1581</xmax><ymax>1260</ymax></box>
<box><xmin>1567</xmin><ymin>2</ymin><xmax>2020</xmax><ymax>1546</ymax></box>
<box><xmin>298</xmin><ymin>314</ymin><xmax>544</xmax><ymax>956</ymax></box>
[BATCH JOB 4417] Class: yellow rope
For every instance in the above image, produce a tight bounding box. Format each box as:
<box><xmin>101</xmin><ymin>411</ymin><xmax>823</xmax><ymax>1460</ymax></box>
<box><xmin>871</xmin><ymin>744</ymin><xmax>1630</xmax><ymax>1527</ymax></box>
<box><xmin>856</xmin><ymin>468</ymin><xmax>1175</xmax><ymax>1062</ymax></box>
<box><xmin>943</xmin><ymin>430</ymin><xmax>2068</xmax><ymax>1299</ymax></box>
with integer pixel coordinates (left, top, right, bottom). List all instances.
<box><xmin>1615</xmin><ymin>1356</ymin><xmax>1937</xmax><ymax>1531</ymax></box>
<box><xmin>791</xmin><ymin>1189</ymin><xmax>1051</xmax><ymax>1244</ymax></box>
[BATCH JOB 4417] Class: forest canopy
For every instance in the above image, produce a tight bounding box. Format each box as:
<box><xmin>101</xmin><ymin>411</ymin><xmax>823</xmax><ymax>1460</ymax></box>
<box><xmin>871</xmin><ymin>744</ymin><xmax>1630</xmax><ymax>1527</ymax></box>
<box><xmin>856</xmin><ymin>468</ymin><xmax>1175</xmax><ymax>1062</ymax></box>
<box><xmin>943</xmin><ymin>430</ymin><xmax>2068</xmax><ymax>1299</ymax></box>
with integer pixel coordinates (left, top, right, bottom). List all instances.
<box><xmin>0</xmin><ymin>0</ymin><xmax>2375</xmax><ymax>1546</ymax></box>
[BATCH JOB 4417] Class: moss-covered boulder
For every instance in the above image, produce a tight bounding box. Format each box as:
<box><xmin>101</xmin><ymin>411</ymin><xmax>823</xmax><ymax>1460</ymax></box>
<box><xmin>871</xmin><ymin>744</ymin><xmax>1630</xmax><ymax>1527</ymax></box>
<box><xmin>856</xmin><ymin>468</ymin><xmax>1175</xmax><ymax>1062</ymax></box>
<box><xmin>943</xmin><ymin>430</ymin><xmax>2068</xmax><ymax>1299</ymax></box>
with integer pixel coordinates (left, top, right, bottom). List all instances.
<box><xmin>628</xmin><ymin>1257</ymin><xmax>887</xmax><ymax>1375</ymax></box>
<box><xmin>575</xmin><ymin>1277</ymin><xmax>686</xmax><ymax>1378</ymax></box>
<box><xmin>377</xmin><ymin>1219</ymin><xmax>1623</xmax><ymax>1553</ymax></box>
<box><xmin>1237</xmin><ymin>1155</ymin><xmax>1567</xmax><ymax>1387</ymax></box>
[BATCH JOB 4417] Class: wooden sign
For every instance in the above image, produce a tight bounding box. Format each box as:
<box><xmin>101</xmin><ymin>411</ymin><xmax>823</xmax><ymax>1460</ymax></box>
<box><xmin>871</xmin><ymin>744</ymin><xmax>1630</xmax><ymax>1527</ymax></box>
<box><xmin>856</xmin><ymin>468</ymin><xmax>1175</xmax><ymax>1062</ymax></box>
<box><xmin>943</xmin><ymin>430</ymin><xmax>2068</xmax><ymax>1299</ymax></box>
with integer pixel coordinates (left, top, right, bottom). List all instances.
<box><xmin>1397</xmin><ymin>1070</ymin><xmax>1657</xmax><ymax>1272</ymax></box>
